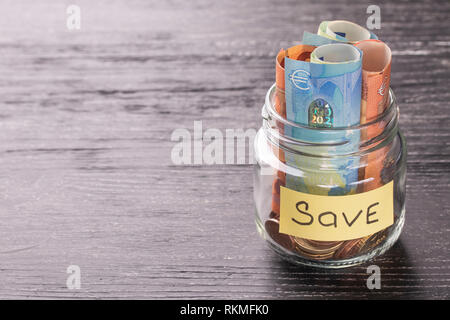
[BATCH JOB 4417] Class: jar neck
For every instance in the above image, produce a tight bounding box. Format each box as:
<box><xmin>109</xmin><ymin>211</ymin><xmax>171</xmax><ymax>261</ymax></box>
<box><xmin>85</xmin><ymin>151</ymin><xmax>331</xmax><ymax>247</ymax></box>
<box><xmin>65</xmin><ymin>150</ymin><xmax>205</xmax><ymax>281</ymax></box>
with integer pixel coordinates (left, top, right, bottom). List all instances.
<box><xmin>261</xmin><ymin>83</ymin><xmax>399</xmax><ymax>157</ymax></box>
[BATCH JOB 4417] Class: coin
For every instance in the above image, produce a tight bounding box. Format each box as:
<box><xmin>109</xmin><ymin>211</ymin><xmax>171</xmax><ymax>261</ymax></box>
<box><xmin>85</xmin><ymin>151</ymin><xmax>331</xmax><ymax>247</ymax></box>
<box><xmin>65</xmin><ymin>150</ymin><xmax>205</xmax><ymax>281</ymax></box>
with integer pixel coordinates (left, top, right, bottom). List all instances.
<box><xmin>293</xmin><ymin>237</ymin><xmax>343</xmax><ymax>255</ymax></box>
<box><xmin>360</xmin><ymin>231</ymin><xmax>387</xmax><ymax>253</ymax></box>
<box><xmin>264</xmin><ymin>218</ymin><xmax>295</xmax><ymax>251</ymax></box>
<box><xmin>294</xmin><ymin>245</ymin><xmax>336</xmax><ymax>260</ymax></box>
<box><xmin>305</xmin><ymin>239</ymin><xmax>344</xmax><ymax>249</ymax></box>
<box><xmin>269</xmin><ymin>210</ymin><xmax>279</xmax><ymax>220</ymax></box>
<box><xmin>333</xmin><ymin>236</ymin><xmax>370</xmax><ymax>259</ymax></box>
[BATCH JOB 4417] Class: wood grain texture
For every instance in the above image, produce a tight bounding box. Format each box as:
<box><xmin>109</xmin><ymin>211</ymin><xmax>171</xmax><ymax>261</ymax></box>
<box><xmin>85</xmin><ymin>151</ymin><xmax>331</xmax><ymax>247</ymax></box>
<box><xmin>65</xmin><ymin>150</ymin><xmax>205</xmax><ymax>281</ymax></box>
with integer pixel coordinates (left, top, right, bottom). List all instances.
<box><xmin>0</xmin><ymin>0</ymin><xmax>448</xmax><ymax>299</ymax></box>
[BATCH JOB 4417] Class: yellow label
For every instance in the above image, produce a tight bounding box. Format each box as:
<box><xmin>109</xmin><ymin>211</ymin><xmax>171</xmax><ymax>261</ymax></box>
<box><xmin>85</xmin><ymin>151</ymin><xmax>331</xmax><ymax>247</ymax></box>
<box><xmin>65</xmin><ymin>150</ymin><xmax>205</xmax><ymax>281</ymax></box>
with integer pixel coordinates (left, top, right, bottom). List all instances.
<box><xmin>279</xmin><ymin>181</ymin><xmax>394</xmax><ymax>241</ymax></box>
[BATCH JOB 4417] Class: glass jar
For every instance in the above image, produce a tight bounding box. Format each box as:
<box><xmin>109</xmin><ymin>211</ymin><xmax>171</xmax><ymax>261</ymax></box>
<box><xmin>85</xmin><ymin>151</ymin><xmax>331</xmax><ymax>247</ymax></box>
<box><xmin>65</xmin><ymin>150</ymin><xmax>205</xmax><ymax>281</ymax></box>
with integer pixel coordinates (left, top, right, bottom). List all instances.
<box><xmin>254</xmin><ymin>84</ymin><xmax>407</xmax><ymax>268</ymax></box>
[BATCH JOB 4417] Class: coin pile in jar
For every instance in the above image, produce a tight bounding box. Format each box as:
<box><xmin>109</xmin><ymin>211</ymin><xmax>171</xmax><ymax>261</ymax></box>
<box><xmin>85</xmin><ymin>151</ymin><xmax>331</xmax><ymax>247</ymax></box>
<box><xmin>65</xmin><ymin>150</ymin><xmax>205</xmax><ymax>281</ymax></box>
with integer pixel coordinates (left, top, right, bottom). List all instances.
<box><xmin>265</xmin><ymin>215</ymin><xmax>388</xmax><ymax>260</ymax></box>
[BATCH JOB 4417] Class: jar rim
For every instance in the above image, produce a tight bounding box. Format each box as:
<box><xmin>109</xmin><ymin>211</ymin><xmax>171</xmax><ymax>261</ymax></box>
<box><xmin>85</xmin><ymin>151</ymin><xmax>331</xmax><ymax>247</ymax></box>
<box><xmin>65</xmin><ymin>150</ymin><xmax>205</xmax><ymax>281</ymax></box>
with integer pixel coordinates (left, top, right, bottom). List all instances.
<box><xmin>263</xmin><ymin>83</ymin><xmax>397</xmax><ymax>131</ymax></box>
<box><xmin>261</xmin><ymin>83</ymin><xmax>399</xmax><ymax>152</ymax></box>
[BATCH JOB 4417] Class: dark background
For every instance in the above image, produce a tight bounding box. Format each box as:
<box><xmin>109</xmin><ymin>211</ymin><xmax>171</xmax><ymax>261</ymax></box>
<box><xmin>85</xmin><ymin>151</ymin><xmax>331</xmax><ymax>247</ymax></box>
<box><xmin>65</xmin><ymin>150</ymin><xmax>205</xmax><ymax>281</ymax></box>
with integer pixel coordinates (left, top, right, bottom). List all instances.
<box><xmin>0</xmin><ymin>0</ymin><xmax>448</xmax><ymax>299</ymax></box>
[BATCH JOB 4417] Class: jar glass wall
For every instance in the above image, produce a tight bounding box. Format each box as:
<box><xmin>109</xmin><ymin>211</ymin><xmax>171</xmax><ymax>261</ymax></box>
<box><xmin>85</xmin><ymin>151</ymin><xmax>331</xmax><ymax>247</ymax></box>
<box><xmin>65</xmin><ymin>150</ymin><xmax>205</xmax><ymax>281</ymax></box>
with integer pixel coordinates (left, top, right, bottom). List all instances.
<box><xmin>254</xmin><ymin>84</ymin><xmax>407</xmax><ymax>268</ymax></box>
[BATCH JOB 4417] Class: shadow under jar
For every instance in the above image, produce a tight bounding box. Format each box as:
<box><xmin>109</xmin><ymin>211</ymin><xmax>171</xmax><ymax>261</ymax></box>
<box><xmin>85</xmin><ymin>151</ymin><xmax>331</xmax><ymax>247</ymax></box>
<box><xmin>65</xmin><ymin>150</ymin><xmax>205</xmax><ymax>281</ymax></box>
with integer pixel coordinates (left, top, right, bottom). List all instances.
<box><xmin>254</xmin><ymin>84</ymin><xmax>407</xmax><ymax>268</ymax></box>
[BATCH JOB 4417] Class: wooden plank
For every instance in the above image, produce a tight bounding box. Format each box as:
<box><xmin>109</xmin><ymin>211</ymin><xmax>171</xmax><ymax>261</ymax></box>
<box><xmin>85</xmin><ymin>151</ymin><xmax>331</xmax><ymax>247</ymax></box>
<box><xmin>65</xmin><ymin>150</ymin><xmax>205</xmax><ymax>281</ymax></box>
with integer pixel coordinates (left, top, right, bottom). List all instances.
<box><xmin>0</xmin><ymin>0</ymin><xmax>448</xmax><ymax>299</ymax></box>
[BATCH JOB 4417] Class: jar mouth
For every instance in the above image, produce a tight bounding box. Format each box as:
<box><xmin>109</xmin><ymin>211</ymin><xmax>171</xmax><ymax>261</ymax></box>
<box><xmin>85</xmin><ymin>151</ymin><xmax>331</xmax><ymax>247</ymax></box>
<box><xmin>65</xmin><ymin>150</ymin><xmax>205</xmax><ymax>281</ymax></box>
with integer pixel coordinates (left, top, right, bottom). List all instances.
<box><xmin>263</xmin><ymin>83</ymin><xmax>396</xmax><ymax>131</ymax></box>
<box><xmin>261</xmin><ymin>83</ymin><xmax>399</xmax><ymax>153</ymax></box>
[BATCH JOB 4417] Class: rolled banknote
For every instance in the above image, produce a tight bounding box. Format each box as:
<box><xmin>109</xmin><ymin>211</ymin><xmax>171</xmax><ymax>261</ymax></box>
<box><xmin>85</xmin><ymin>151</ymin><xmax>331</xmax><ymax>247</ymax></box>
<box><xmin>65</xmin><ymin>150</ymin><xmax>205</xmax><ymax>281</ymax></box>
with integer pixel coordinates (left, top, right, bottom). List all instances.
<box><xmin>283</xmin><ymin>43</ymin><xmax>362</xmax><ymax>195</ymax></box>
<box><xmin>276</xmin><ymin>45</ymin><xmax>316</xmax><ymax>117</ymax></box>
<box><xmin>310</xmin><ymin>42</ymin><xmax>361</xmax><ymax>64</ymax></box>
<box><xmin>354</xmin><ymin>39</ymin><xmax>392</xmax><ymax>123</ymax></box>
<box><xmin>354</xmin><ymin>39</ymin><xmax>392</xmax><ymax>191</ymax></box>
<box><xmin>318</xmin><ymin>20</ymin><xmax>377</xmax><ymax>43</ymax></box>
<box><xmin>307</xmin><ymin>26</ymin><xmax>389</xmax><ymax>191</ymax></box>
<box><xmin>285</xmin><ymin>43</ymin><xmax>362</xmax><ymax>128</ymax></box>
<box><xmin>272</xmin><ymin>45</ymin><xmax>316</xmax><ymax>213</ymax></box>
<box><xmin>302</xmin><ymin>31</ymin><xmax>339</xmax><ymax>46</ymax></box>
<box><xmin>275</xmin><ymin>45</ymin><xmax>316</xmax><ymax>157</ymax></box>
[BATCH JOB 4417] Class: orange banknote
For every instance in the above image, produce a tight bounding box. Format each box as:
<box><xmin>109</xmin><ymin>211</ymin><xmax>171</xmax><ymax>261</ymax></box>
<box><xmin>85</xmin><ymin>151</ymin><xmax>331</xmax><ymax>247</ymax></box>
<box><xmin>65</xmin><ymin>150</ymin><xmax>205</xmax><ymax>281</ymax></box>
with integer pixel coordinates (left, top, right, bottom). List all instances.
<box><xmin>355</xmin><ymin>40</ymin><xmax>392</xmax><ymax>190</ymax></box>
<box><xmin>272</xmin><ymin>45</ymin><xmax>316</xmax><ymax>215</ymax></box>
<box><xmin>355</xmin><ymin>39</ymin><xmax>392</xmax><ymax>123</ymax></box>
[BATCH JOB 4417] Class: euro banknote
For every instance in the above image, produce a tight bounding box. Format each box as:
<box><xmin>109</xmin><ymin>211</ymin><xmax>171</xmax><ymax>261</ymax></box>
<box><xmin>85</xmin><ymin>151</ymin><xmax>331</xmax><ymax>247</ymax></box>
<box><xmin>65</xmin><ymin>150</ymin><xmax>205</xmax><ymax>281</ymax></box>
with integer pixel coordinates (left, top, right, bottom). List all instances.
<box><xmin>272</xmin><ymin>45</ymin><xmax>317</xmax><ymax>213</ymax></box>
<box><xmin>302</xmin><ymin>31</ymin><xmax>338</xmax><ymax>46</ymax></box>
<box><xmin>308</xmin><ymin>25</ymin><xmax>390</xmax><ymax>192</ymax></box>
<box><xmin>283</xmin><ymin>43</ymin><xmax>362</xmax><ymax>195</ymax></box>
<box><xmin>354</xmin><ymin>40</ymin><xmax>392</xmax><ymax>123</ymax></box>
<box><xmin>285</xmin><ymin>43</ymin><xmax>362</xmax><ymax>129</ymax></box>
<box><xmin>354</xmin><ymin>39</ymin><xmax>392</xmax><ymax>191</ymax></box>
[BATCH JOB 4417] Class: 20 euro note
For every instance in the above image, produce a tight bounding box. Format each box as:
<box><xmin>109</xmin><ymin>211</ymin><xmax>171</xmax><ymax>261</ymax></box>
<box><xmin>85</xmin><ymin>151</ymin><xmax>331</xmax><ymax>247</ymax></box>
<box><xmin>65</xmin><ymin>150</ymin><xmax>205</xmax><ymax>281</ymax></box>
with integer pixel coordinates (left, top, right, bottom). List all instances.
<box><xmin>283</xmin><ymin>44</ymin><xmax>362</xmax><ymax>196</ymax></box>
<box><xmin>302</xmin><ymin>31</ymin><xmax>339</xmax><ymax>46</ymax></box>
<box><xmin>308</xmin><ymin>24</ymin><xmax>389</xmax><ymax>193</ymax></box>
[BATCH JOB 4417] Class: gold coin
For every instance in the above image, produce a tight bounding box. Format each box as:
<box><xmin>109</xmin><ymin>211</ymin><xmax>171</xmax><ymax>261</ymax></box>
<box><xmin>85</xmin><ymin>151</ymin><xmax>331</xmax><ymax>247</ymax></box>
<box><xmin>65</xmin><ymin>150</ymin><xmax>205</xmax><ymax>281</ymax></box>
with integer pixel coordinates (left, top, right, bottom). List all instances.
<box><xmin>334</xmin><ymin>236</ymin><xmax>370</xmax><ymax>259</ymax></box>
<box><xmin>293</xmin><ymin>237</ymin><xmax>343</xmax><ymax>255</ymax></box>
<box><xmin>361</xmin><ymin>231</ymin><xmax>387</xmax><ymax>253</ymax></box>
<box><xmin>304</xmin><ymin>239</ymin><xmax>343</xmax><ymax>252</ymax></box>
<box><xmin>294</xmin><ymin>245</ymin><xmax>335</xmax><ymax>260</ymax></box>
<box><xmin>306</xmin><ymin>239</ymin><xmax>343</xmax><ymax>248</ymax></box>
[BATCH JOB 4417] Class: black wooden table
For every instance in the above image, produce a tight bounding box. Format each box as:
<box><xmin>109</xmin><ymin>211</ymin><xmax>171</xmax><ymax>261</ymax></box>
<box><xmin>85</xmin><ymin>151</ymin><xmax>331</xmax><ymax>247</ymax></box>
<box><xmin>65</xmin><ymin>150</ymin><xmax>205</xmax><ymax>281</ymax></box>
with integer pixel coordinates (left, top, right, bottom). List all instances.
<box><xmin>0</xmin><ymin>0</ymin><xmax>448</xmax><ymax>299</ymax></box>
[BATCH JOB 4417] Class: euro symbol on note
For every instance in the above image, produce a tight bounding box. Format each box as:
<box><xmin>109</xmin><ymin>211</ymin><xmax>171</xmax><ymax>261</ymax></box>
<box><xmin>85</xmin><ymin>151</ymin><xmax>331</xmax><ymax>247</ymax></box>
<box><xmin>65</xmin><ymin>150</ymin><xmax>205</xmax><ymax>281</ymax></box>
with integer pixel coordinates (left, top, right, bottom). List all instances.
<box><xmin>289</xmin><ymin>70</ymin><xmax>311</xmax><ymax>91</ymax></box>
<box><xmin>378</xmin><ymin>76</ymin><xmax>388</xmax><ymax>96</ymax></box>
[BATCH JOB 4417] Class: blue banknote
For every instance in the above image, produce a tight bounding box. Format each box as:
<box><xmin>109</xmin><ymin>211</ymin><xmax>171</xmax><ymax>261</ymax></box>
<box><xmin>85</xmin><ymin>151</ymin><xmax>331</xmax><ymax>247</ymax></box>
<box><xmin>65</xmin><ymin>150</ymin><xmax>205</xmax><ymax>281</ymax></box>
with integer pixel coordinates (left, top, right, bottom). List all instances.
<box><xmin>302</xmin><ymin>31</ymin><xmax>339</xmax><ymax>46</ymax></box>
<box><xmin>285</xmin><ymin>50</ymin><xmax>362</xmax><ymax>128</ymax></box>
<box><xmin>283</xmin><ymin>44</ymin><xmax>362</xmax><ymax>195</ymax></box>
